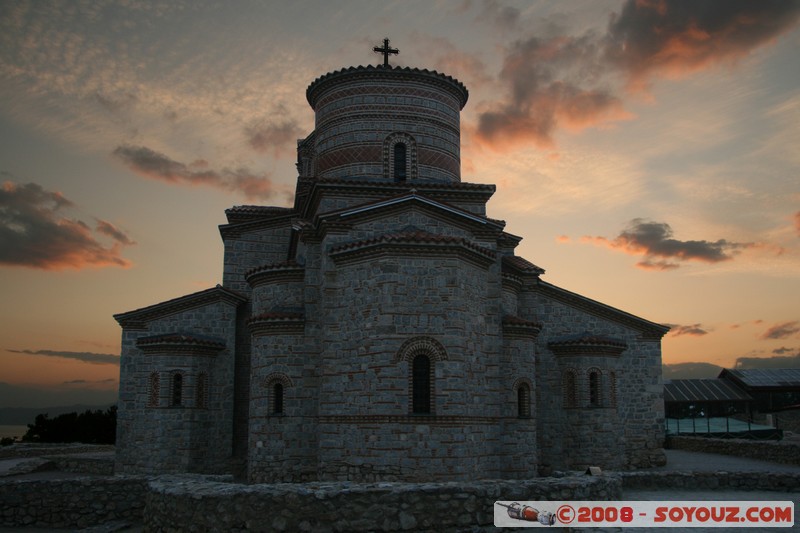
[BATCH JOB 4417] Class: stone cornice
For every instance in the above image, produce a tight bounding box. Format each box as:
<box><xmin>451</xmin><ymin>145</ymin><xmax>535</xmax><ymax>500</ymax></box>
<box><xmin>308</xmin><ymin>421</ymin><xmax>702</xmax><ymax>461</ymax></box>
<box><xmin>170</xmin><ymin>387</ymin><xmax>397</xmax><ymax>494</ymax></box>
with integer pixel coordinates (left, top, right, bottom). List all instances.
<box><xmin>248</xmin><ymin>312</ymin><xmax>305</xmax><ymax>336</ymax></box>
<box><xmin>329</xmin><ymin>230</ymin><xmax>496</xmax><ymax>268</ymax></box>
<box><xmin>502</xmin><ymin>315</ymin><xmax>543</xmax><ymax>339</ymax></box>
<box><xmin>548</xmin><ymin>333</ymin><xmax>628</xmax><ymax>356</ymax></box>
<box><xmin>136</xmin><ymin>333</ymin><xmax>226</xmax><ymax>356</ymax></box>
<box><xmin>245</xmin><ymin>261</ymin><xmax>305</xmax><ymax>288</ymax></box>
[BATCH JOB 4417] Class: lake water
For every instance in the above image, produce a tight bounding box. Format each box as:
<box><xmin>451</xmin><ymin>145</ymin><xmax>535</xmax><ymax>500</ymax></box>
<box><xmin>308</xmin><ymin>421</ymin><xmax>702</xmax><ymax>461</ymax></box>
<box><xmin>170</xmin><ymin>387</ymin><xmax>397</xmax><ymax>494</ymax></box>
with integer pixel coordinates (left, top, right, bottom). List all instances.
<box><xmin>0</xmin><ymin>425</ymin><xmax>28</xmax><ymax>439</ymax></box>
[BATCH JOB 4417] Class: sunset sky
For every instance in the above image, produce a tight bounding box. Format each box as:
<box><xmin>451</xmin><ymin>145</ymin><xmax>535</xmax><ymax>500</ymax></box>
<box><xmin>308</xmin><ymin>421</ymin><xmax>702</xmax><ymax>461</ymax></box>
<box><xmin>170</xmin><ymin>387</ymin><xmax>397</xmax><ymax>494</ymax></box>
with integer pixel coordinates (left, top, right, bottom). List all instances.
<box><xmin>1</xmin><ymin>0</ymin><xmax>799</xmax><ymax>408</ymax></box>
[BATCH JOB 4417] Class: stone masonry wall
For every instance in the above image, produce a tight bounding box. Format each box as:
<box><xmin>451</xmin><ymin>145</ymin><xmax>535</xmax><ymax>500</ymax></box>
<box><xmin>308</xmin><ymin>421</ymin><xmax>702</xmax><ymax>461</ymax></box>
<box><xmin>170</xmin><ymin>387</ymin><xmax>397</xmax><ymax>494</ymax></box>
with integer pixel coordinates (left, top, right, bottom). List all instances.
<box><xmin>0</xmin><ymin>477</ymin><xmax>147</xmax><ymax>529</ymax></box>
<box><xmin>313</xmin><ymin>241</ymin><xmax>508</xmax><ymax>481</ymax></box>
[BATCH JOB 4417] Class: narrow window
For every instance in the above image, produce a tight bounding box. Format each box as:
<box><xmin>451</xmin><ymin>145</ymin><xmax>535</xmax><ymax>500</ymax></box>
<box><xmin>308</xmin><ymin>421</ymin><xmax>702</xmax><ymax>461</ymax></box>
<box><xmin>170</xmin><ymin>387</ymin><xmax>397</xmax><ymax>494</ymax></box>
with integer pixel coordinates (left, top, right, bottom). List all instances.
<box><xmin>171</xmin><ymin>373</ymin><xmax>183</xmax><ymax>407</ymax></box>
<box><xmin>196</xmin><ymin>373</ymin><xmax>208</xmax><ymax>409</ymax></box>
<box><xmin>394</xmin><ymin>143</ymin><xmax>407</xmax><ymax>182</ymax></box>
<box><xmin>148</xmin><ymin>372</ymin><xmax>160</xmax><ymax>407</ymax></box>
<box><xmin>589</xmin><ymin>370</ymin><xmax>601</xmax><ymax>407</ymax></box>
<box><xmin>272</xmin><ymin>383</ymin><xmax>284</xmax><ymax>415</ymax></box>
<box><xmin>517</xmin><ymin>383</ymin><xmax>531</xmax><ymax>418</ymax></box>
<box><xmin>412</xmin><ymin>354</ymin><xmax>431</xmax><ymax>414</ymax></box>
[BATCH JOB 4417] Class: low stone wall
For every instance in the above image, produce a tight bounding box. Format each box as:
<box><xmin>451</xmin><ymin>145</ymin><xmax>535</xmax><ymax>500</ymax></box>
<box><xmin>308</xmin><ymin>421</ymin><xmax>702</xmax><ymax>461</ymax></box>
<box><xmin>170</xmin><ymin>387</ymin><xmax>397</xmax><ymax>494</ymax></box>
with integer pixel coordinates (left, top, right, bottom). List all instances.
<box><xmin>0</xmin><ymin>476</ymin><xmax>147</xmax><ymax>529</ymax></box>
<box><xmin>145</xmin><ymin>474</ymin><xmax>621</xmax><ymax>532</ymax></box>
<box><xmin>622</xmin><ymin>471</ymin><xmax>800</xmax><ymax>492</ymax></box>
<box><xmin>667</xmin><ymin>436</ymin><xmax>800</xmax><ymax>466</ymax></box>
<box><xmin>48</xmin><ymin>452</ymin><xmax>115</xmax><ymax>475</ymax></box>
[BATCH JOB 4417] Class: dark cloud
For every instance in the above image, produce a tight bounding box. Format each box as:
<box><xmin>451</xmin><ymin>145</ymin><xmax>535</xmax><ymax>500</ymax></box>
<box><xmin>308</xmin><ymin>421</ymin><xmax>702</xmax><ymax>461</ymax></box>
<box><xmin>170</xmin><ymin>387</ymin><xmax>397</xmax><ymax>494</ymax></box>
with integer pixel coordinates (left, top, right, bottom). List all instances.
<box><xmin>583</xmin><ymin>218</ymin><xmax>758</xmax><ymax>270</ymax></box>
<box><xmin>7</xmin><ymin>349</ymin><xmax>120</xmax><ymax>365</ymax></box>
<box><xmin>760</xmin><ymin>321</ymin><xmax>800</xmax><ymax>340</ymax></box>
<box><xmin>794</xmin><ymin>212</ymin><xmax>800</xmax><ymax>237</ymax></box>
<box><xmin>0</xmin><ymin>181</ymin><xmax>134</xmax><ymax>270</ymax></box>
<box><xmin>474</xmin><ymin>0</ymin><xmax>800</xmax><ymax>150</ymax></box>
<box><xmin>245</xmin><ymin>119</ymin><xmax>303</xmax><ymax>157</ymax></box>
<box><xmin>112</xmin><ymin>145</ymin><xmax>281</xmax><ymax>201</ymax></box>
<box><xmin>665</xmin><ymin>323</ymin><xmax>709</xmax><ymax>337</ymax></box>
<box><xmin>606</xmin><ymin>0</ymin><xmax>800</xmax><ymax>91</ymax></box>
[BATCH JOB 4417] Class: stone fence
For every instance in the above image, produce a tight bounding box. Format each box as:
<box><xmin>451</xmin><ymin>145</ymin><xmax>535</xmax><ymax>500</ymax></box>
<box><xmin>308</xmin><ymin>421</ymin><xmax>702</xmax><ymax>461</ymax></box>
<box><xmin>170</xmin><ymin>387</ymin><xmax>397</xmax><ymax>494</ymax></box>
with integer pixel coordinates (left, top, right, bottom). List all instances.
<box><xmin>667</xmin><ymin>436</ymin><xmax>800</xmax><ymax>466</ymax></box>
<box><xmin>0</xmin><ymin>476</ymin><xmax>148</xmax><ymax>529</ymax></box>
<box><xmin>145</xmin><ymin>474</ymin><xmax>621</xmax><ymax>532</ymax></box>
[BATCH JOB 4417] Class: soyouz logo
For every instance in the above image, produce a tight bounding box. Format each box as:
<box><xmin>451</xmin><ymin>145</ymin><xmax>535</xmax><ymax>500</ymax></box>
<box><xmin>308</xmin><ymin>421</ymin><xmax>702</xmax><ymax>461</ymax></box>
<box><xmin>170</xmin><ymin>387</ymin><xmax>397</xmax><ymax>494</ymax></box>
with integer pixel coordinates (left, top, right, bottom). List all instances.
<box><xmin>494</xmin><ymin>501</ymin><xmax>794</xmax><ymax>528</ymax></box>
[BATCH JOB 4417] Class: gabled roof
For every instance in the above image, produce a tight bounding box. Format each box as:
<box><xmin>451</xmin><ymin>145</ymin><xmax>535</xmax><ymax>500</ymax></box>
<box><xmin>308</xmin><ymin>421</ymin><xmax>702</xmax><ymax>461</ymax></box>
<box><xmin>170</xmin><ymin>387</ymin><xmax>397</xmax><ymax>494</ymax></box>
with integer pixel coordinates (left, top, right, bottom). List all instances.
<box><xmin>316</xmin><ymin>190</ymin><xmax>504</xmax><ymax>232</ymax></box>
<box><xmin>114</xmin><ymin>285</ymin><xmax>247</xmax><ymax>328</ymax></box>
<box><xmin>535</xmin><ymin>281</ymin><xmax>670</xmax><ymax>338</ymax></box>
<box><xmin>224</xmin><ymin>205</ymin><xmax>295</xmax><ymax>224</ymax></box>
<box><xmin>719</xmin><ymin>368</ymin><xmax>800</xmax><ymax>390</ymax></box>
<box><xmin>219</xmin><ymin>208</ymin><xmax>295</xmax><ymax>239</ymax></box>
<box><xmin>664</xmin><ymin>379</ymin><xmax>752</xmax><ymax>404</ymax></box>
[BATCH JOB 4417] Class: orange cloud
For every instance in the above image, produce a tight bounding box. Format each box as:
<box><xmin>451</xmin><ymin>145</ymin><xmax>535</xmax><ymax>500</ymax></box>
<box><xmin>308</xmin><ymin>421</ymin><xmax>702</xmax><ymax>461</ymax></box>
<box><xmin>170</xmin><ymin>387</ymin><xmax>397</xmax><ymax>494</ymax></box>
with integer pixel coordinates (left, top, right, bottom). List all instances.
<box><xmin>0</xmin><ymin>181</ymin><xmax>134</xmax><ymax>270</ymax></box>
<box><xmin>473</xmin><ymin>1</ymin><xmax>800</xmax><ymax>151</ymax></box>
<box><xmin>794</xmin><ymin>211</ymin><xmax>800</xmax><ymax>237</ymax></box>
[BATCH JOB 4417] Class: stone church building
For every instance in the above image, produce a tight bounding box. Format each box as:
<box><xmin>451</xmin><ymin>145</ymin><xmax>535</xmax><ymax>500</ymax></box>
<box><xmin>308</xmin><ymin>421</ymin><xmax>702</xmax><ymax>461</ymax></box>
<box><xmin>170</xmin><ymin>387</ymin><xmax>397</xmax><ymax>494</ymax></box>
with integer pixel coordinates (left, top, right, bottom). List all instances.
<box><xmin>114</xmin><ymin>48</ymin><xmax>668</xmax><ymax>482</ymax></box>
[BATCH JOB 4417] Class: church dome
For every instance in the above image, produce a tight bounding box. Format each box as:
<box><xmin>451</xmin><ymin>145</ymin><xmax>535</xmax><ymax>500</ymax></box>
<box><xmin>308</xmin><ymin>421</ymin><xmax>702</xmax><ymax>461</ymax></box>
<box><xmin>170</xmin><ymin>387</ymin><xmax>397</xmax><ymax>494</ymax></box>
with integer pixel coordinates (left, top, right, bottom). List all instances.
<box><xmin>305</xmin><ymin>65</ymin><xmax>468</xmax><ymax>183</ymax></box>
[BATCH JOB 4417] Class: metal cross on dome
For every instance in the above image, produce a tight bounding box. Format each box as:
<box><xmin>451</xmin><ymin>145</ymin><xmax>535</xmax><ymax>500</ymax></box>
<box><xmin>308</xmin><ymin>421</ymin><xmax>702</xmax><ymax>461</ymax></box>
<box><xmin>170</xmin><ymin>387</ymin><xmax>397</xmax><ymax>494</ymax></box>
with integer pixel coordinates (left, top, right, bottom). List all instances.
<box><xmin>373</xmin><ymin>38</ymin><xmax>399</xmax><ymax>67</ymax></box>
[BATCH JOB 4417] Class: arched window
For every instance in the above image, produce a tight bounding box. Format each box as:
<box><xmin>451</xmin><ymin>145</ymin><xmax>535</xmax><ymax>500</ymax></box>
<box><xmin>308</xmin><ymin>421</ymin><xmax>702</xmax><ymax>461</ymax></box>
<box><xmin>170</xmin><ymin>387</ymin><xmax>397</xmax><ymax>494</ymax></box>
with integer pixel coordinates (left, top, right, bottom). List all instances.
<box><xmin>517</xmin><ymin>383</ymin><xmax>531</xmax><ymax>418</ymax></box>
<box><xmin>264</xmin><ymin>372</ymin><xmax>292</xmax><ymax>416</ymax></box>
<box><xmin>196</xmin><ymin>372</ymin><xmax>208</xmax><ymax>409</ymax></box>
<box><xmin>272</xmin><ymin>383</ymin><xmax>284</xmax><ymax>415</ymax></box>
<box><xmin>148</xmin><ymin>372</ymin><xmax>160</xmax><ymax>408</ymax></box>
<box><xmin>563</xmin><ymin>370</ymin><xmax>577</xmax><ymax>409</ymax></box>
<box><xmin>383</xmin><ymin>133</ymin><xmax>417</xmax><ymax>181</ymax></box>
<box><xmin>412</xmin><ymin>354</ymin><xmax>431</xmax><ymax>414</ymax></box>
<box><xmin>588</xmin><ymin>369</ymin><xmax>601</xmax><ymax>407</ymax></box>
<box><xmin>171</xmin><ymin>373</ymin><xmax>183</xmax><ymax>407</ymax></box>
<box><xmin>394</xmin><ymin>143</ymin><xmax>407</xmax><ymax>182</ymax></box>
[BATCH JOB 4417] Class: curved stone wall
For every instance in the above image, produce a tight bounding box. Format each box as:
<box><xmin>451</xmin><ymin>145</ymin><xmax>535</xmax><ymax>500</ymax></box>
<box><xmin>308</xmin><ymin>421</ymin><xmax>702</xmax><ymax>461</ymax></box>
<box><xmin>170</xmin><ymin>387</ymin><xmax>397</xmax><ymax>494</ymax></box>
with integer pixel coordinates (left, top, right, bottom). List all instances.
<box><xmin>306</xmin><ymin>66</ymin><xmax>467</xmax><ymax>183</ymax></box>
